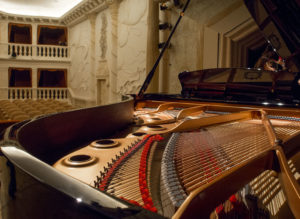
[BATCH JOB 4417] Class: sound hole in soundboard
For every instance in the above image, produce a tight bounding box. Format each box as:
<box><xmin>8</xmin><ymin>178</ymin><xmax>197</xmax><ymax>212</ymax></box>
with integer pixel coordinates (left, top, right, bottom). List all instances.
<box><xmin>132</xmin><ymin>132</ymin><xmax>146</xmax><ymax>136</ymax></box>
<box><xmin>69</xmin><ymin>154</ymin><xmax>91</xmax><ymax>162</ymax></box>
<box><xmin>90</xmin><ymin>139</ymin><xmax>119</xmax><ymax>148</ymax></box>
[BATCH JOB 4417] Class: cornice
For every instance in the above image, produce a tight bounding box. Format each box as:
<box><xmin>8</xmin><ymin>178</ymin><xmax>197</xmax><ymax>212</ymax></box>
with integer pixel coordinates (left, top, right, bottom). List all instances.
<box><xmin>0</xmin><ymin>0</ymin><xmax>115</xmax><ymax>26</ymax></box>
<box><xmin>61</xmin><ymin>0</ymin><xmax>114</xmax><ymax>26</ymax></box>
<box><xmin>0</xmin><ymin>11</ymin><xmax>62</xmax><ymax>25</ymax></box>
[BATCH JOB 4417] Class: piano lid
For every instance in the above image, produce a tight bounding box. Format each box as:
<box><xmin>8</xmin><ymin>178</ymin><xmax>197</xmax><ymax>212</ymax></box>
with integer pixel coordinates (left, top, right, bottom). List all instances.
<box><xmin>178</xmin><ymin>68</ymin><xmax>300</xmax><ymax>105</ymax></box>
<box><xmin>244</xmin><ymin>0</ymin><xmax>300</xmax><ymax>71</ymax></box>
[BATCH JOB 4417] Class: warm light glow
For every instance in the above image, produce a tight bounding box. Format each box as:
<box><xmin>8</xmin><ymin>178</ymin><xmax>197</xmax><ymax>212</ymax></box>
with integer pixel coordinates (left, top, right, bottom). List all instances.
<box><xmin>0</xmin><ymin>0</ymin><xmax>84</xmax><ymax>18</ymax></box>
<box><xmin>262</xmin><ymin>102</ymin><xmax>269</xmax><ymax>105</ymax></box>
<box><xmin>76</xmin><ymin>197</ymin><xmax>82</xmax><ymax>203</ymax></box>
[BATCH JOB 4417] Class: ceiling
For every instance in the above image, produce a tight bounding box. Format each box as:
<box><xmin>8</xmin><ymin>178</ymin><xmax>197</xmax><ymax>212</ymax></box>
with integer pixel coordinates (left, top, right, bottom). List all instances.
<box><xmin>0</xmin><ymin>0</ymin><xmax>84</xmax><ymax>18</ymax></box>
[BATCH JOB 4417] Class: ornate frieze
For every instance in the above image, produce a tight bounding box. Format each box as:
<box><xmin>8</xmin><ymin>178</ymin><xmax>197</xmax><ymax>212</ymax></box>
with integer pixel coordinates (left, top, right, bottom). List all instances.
<box><xmin>60</xmin><ymin>0</ymin><xmax>114</xmax><ymax>26</ymax></box>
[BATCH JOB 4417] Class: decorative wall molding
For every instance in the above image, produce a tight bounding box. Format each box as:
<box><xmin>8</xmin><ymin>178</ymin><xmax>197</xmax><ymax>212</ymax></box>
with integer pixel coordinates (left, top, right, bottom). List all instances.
<box><xmin>0</xmin><ymin>11</ymin><xmax>62</xmax><ymax>25</ymax></box>
<box><xmin>100</xmin><ymin>14</ymin><xmax>108</xmax><ymax>59</ymax></box>
<box><xmin>60</xmin><ymin>0</ymin><xmax>114</xmax><ymax>26</ymax></box>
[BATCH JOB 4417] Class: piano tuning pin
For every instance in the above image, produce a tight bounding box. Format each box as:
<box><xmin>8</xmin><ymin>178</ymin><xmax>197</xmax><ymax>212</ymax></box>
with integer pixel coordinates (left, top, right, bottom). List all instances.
<box><xmin>96</xmin><ymin>175</ymin><xmax>100</xmax><ymax>181</ymax></box>
<box><xmin>94</xmin><ymin>181</ymin><xmax>97</xmax><ymax>187</ymax></box>
<box><xmin>107</xmin><ymin>162</ymin><xmax>111</xmax><ymax>168</ymax></box>
<box><xmin>104</xmin><ymin>167</ymin><xmax>108</xmax><ymax>172</ymax></box>
<box><xmin>115</xmin><ymin>154</ymin><xmax>119</xmax><ymax>159</ymax></box>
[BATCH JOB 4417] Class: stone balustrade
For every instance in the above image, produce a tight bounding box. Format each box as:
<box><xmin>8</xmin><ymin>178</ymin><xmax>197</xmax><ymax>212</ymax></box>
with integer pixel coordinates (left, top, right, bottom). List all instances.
<box><xmin>36</xmin><ymin>45</ymin><xmax>69</xmax><ymax>58</ymax></box>
<box><xmin>8</xmin><ymin>88</ymin><xmax>33</xmax><ymax>99</ymax></box>
<box><xmin>8</xmin><ymin>44</ymin><xmax>32</xmax><ymax>57</ymax></box>
<box><xmin>1</xmin><ymin>87</ymin><xmax>69</xmax><ymax>100</ymax></box>
<box><xmin>0</xmin><ymin>43</ymin><xmax>70</xmax><ymax>60</ymax></box>
<box><xmin>36</xmin><ymin>88</ymin><xmax>68</xmax><ymax>100</ymax></box>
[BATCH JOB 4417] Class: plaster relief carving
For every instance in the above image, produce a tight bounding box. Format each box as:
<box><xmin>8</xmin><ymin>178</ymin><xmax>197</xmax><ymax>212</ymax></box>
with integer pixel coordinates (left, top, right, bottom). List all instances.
<box><xmin>105</xmin><ymin>0</ymin><xmax>114</xmax><ymax>5</ymax></box>
<box><xmin>100</xmin><ymin>14</ymin><xmax>108</xmax><ymax>59</ymax></box>
<box><xmin>119</xmin><ymin>66</ymin><xmax>144</xmax><ymax>94</ymax></box>
<box><xmin>118</xmin><ymin>0</ymin><xmax>146</xmax><ymax>48</ymax></box>
<box><xmin>117</xmin><ymin>0</ymin><xmax>148</xmax><ymax>96</ymax></box>
<box><xmin>69</xmin><ymin>20</ymin><xmax>93</xmax><ymax>98</ymax></box>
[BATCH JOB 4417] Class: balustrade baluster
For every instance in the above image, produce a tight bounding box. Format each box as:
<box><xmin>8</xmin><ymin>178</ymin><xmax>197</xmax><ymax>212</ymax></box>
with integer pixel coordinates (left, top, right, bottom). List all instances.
<box><xmin>12</xmin><ymin>45</ymin><xmax>15</xmax><ymax>56</ymax></box>
<box><xmin>57</xmin><ymin>48</ymin><xmax>60</xmax><ymax>57</ymax></box>
<box><xmin>61</xmin><ymin>49</ymin><xmax>64</xmax><ymax>57</ymax></box>
<box><xmin>41</xmin><ymin>47</ymin><xmax>44</xmax><ymax>56</ymax></box>
<box><xmin>17</xmin><ymin>46</ymin><xmax>20</xmax><ymax>55</ymax></box>
<box><xmin>21</xmin><ymin>46</ymin><xmax>24</xmax><ymax>56</ymax></box>
<box><xmin>66</xmin><ymin>48</ymin><xmax>68</xmax><ymax>57</ymax></box>
<box><xmin>49</xmin><ymin>47</ymin><xmax>52</xmax><ymax>57</ymax></box>
<box><xmin>53</xmin><ymin>48</ymin><xmax>56</xmax><ymax>57</ymax></box>
<box><xmin>45</xmin><ymin>47</ymin><xmax>48</xmax><ymax>56</ymax></box>
<box><xmin>8</xmin><ymin>45</ymin><xmax>10</xmax><ymax>55</ymax></box>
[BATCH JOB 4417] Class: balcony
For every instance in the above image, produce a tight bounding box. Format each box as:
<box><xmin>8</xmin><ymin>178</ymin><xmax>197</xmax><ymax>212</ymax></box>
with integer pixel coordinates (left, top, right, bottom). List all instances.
<box><xmin>0</xmin><ymin>43</ymin><xmax>70</xmax><ymax>61</ymax></box>
<box><xmin>0</xmin><ymin>87</ymin><xmax>69</xmax><ymax>100</ymax></box>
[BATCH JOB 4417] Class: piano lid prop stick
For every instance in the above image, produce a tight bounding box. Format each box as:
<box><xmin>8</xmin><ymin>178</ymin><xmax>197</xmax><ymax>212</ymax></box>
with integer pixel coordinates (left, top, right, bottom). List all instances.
<box><xmin>137</xmin><ymin>0</ymin><xmax>192</xmax><ymax>98</ymax></box>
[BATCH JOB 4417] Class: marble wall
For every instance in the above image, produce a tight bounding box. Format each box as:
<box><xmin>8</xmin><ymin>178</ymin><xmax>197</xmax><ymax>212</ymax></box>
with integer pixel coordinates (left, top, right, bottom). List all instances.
<box><xmin>69</xmin><ymin>19</ymin><xmax>93</xmax><ymax>104</ymax></box>
<box><xmin>69</xmin><ymin>0</ymin><xmax>149</xmax><ymax>106</ymax></box>
<box><xmin>117</xmin><ymin>0</ymin><xmax>148</xmax><ymax>96</ymax></box>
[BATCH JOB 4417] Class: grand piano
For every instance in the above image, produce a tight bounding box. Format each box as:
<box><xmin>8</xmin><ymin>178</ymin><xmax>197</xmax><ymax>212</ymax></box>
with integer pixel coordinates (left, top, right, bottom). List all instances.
<box><xmin>0</xmin><ymin>0</ymin><xmax>299</xmax><ymax>218</ymax></box>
